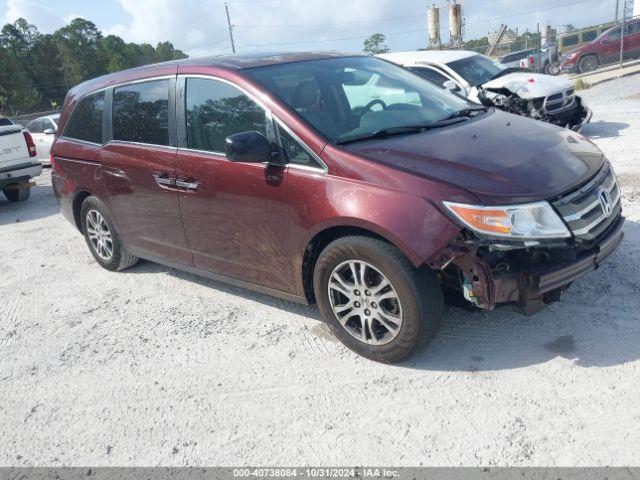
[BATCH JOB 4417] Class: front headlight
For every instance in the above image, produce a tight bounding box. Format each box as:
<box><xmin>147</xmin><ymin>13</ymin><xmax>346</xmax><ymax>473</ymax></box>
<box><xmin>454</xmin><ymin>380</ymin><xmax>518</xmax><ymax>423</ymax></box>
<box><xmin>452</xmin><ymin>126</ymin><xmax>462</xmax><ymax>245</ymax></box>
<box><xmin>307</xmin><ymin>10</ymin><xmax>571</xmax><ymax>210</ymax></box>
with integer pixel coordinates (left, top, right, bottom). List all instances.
<box><xmin>443</xmin><ymin>201</ymin><xmax>571</xmax><ymax>239</ymax></box>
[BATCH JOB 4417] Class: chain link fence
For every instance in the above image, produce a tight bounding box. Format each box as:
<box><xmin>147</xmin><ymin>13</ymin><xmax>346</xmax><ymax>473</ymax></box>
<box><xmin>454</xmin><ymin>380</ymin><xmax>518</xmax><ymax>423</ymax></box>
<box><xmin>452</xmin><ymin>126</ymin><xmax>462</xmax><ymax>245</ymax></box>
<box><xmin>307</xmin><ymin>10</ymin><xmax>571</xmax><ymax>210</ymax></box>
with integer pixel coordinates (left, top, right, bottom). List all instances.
<box><xmin>441</xmin><ymin>14</ymin><xmax>640</xmax><ymax>79</ymax></box>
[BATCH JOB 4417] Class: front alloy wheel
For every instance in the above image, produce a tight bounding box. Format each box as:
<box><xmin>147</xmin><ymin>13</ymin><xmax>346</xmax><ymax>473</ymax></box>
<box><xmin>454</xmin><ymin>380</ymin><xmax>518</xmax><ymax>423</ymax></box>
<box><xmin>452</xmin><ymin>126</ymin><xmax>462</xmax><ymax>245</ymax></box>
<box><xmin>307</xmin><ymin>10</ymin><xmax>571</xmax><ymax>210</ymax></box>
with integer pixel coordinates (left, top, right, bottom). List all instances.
<box><xmin>314</xmin><ymin>236</ymin><xmax>444</xmax><ymax>363</ymax></box>
<box><xmin>328</xmin><ymin>260</ymin><xmax>403</xmax><ymax>345</ymax></box>
<box><xmin>579</xmin><ymin>55</ymin><xmax>598</xmax><ymax>73</ymax></box>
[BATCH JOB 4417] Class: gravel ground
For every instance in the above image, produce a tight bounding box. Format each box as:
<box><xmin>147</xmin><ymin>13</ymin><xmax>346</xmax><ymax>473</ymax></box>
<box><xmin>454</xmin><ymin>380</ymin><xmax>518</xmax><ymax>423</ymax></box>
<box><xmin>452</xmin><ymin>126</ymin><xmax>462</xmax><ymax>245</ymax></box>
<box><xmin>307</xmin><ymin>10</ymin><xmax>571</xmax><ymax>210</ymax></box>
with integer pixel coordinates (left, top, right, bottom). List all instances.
<box><xmin>1</xmin><ymin>75</ymin><xmax>640</xmax><ymax>467</ymax></box>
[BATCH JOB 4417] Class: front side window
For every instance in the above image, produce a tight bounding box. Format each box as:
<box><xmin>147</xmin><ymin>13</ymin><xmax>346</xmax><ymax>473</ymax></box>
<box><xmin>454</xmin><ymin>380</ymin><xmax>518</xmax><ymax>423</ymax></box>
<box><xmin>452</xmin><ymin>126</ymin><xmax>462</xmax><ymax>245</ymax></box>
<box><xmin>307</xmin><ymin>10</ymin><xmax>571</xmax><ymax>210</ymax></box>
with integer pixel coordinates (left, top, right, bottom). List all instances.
<box><xmin>63</xmin><ymin>91</ymin><xmax>105</xmax><ymax>144</ymax></box>
<box><xmin>113</xmin><ymin>80</ymin><xmax>169</xmax><ymax>146</ymax></box>
<box><xmin>278</xmin><ymin>125</ymin><xmax>321</xmax><ymax>168</ymax></box>
<box><xmin>608</xmin><ymin>27</ymin><xmax>622</xmax><ymax>41</ymax></box>
<box><xmin>185</xmin><ymin>78</ymin><xmax>267</xmax><ymax>154</ymax></box>
<box><xmin>582</xmin><ymin>30</ymin><xmax>598</xmax><ymax>42</ymax></box>
<box><xmin>446</xmin><ymin>54</ymin><xmax>505</xmax><ymax>87</ymax></box>
<box><xmin>246</xmin><ymin>56</ymin><xmax>471</xmax><ymax>143</ymax></box>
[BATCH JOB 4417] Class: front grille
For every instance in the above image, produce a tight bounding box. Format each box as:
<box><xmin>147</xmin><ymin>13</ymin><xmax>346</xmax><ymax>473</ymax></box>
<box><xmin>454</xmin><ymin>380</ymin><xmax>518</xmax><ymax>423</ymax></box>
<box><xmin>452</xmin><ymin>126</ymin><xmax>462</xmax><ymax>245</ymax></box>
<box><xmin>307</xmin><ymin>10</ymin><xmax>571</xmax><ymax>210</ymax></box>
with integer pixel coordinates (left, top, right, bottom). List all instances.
<box><xmin>552</xmin><ymin>165</ymin><xmax>622</xmax><ymax>242</ymax></box>
<box><xmin>544</xmin><ymin>88</ymin><xmax>576</xmax><ymax>113</ymax></box>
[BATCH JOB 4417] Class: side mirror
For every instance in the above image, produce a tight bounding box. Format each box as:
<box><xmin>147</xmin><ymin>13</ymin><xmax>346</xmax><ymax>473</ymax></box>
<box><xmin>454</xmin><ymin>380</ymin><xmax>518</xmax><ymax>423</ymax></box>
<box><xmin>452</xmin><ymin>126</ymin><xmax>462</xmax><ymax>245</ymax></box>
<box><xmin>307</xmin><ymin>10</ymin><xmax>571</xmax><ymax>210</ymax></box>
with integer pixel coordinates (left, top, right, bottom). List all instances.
<box><xmin>225</xmin><ymin>131</ymin><xmax>274</xmax><ymax>163</ymax></box>
<box><xmin>43</xmin><ymin>128</ymin><xmax>55</xmax><ymax>135</ymax></box>
<box><xmin>443</xmin><ymin>80</ymin><xmax>461</xmax><ymax>93</ymax></box>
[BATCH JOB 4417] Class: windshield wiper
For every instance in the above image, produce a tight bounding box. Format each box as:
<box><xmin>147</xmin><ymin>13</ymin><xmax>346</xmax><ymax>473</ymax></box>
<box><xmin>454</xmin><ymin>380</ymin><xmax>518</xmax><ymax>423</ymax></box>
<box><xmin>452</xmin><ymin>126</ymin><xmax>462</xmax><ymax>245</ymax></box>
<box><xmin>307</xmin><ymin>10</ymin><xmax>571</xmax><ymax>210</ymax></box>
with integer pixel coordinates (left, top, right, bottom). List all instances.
<box><xmin>439</xmin><ymin>106</ymin><xmax>487</xmax><ymax>121</ymax></box>
<box><xmin>335</xmin><ymin>118</ymin><xmax>468</xmax><ymax>145</ymax></box>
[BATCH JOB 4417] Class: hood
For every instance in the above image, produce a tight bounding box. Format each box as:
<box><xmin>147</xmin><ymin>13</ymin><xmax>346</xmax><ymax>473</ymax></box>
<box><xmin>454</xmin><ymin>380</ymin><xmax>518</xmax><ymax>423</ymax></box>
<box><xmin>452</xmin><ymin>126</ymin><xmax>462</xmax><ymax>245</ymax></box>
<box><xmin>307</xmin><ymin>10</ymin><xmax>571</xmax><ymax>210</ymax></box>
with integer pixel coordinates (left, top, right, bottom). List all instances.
<box><xmin>343</xmin><ymin>110</ymin><xmax>605</xmax><ymax>205</ymax></box>
<box><xmin>480</xmin><ymin>72</ymin><xmax>574</xmax><ymax>99</ymax></box>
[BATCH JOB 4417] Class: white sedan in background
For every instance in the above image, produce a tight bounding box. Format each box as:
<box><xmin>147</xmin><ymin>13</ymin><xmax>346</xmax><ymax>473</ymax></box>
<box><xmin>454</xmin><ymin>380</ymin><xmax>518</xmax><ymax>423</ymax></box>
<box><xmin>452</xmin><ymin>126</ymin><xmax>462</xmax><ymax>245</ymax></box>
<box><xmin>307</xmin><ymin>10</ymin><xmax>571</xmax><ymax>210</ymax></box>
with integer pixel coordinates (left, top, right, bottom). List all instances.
<box><xmin>26</xmin><ymin>114</ymin><xmax>60</xmax><ymax>165</ymax></box>
<box><xmin>378</xmin><ymin>50</ymin><xmax>591</xmax><ymax>130</ymax></box>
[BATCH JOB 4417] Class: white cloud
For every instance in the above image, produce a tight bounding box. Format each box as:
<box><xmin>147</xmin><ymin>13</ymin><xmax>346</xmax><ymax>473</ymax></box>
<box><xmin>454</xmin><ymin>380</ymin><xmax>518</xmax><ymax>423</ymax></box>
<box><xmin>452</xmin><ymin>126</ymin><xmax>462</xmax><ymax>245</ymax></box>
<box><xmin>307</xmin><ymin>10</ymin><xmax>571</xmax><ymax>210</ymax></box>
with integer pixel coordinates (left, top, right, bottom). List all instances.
<box><xmin>63</xmin><ymin>13</ymin><xmax>87</xmax><ymax>24</ymax></box>
<box><xmin>102</xmin><ymin>0</ymin><xmax>617</xmax><ymax>56</ymax></box>
<box><xmin>104</xmin><ymin>0</ymin><xmax>407</xmax><ymax>55</ymax></box>
<box><xmin>3</xmin><ymin>0</ymin><xmax>65</xmax><ymax>32</ymax></box>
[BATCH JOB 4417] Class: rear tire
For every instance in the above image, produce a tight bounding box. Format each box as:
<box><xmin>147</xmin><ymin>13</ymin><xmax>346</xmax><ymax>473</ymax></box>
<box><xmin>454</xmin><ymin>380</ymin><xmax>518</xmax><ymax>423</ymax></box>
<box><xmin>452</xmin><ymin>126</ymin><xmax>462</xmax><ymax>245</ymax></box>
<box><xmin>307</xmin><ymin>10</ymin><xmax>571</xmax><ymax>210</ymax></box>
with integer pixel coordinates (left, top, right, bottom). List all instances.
<box><xmin>80</xmin><ymin>196</ymin><xmax>139</xmax><ymax>272</ymax></box>
<box><xmin>3</xmin><ymin>185</ymin><xmax>31</xmax><ymax>202</ymax></box>
<box><xmin>578</xmin><ymin>55</ymin><xmax>598</xmax><ymax>73</ymax></box>
<box><xmin>545</xmin><ymin>61</ymin><xmax>561</xmax><ymax>75</ymax></box>
<box><xmin>313</xmin><ymin>236</ymin><xmax>444</xmax><ymax>363</ymax></box>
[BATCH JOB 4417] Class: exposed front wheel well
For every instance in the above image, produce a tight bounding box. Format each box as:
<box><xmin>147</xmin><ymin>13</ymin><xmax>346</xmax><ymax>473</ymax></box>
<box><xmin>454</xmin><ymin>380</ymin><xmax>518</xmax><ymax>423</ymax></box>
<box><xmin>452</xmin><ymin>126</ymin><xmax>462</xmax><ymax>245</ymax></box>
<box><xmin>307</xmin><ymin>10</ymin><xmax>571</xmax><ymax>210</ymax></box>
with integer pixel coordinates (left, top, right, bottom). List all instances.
<box><xmin>301</xmin><ymin>226</ymin><xmax>395</xmax><ymax>304</ymax></box>
<box><xmin>72</xmin><ymin>190</ymin><xmax>93</xmax><ymax>232</ymax></box>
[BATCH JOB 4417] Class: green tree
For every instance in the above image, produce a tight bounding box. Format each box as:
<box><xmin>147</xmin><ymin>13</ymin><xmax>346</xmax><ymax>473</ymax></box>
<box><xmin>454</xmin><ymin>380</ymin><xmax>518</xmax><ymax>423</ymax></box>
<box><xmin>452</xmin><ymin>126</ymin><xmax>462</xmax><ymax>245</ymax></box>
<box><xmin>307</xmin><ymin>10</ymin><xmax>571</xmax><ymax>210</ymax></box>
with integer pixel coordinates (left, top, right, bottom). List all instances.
<box><xmin>363</xmin><ymin>33</ymin><xmax>390</xmax><ymax>55</ymax></box>
<box><xmin>155</xmin><ymin>41</ymin><xmax>187</xmax><ymax>62</ymax></box>
<box><xmin>54</xmin><ymin>18</ymin><xmax>104</xmax><ymax>86</ymax></box>
<box><xmin>0</xmin><ymin>16</ymin><xmax>189</xmax><ymax>115</ymax></box>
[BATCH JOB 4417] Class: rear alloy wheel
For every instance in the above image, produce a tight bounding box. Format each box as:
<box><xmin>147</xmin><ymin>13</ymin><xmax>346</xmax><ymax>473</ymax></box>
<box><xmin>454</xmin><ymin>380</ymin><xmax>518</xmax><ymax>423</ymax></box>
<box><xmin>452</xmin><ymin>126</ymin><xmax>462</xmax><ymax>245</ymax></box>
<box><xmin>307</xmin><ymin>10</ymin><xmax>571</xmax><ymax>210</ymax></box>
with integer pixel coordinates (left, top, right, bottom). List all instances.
<box><xmin>80</xmin><ymin>196</ymin><xmax>139</xmax><ymax>271</ymax></box>
<box><xmin>578</xmin><ymin>55</ymin><xmax>598</xmax><ymax>73</ymax></box>
<box><xmin>314</xmin><ymin>236</ymin><xmax>444</xmax><ymax>363</ymax></box>
<box><xmin>2</xmin><ymin>184</ymin><xmax>31</xmax><ymax>202</ymax></box>
<box><xmin>86</xmin><ymin>209</ymin><xmax>114</xmax><ymax>262</ymax></box>
<box><xmin>545</xmin><ymin>61</ymin><xmax>561</xmax><ymax>76</ymax></box>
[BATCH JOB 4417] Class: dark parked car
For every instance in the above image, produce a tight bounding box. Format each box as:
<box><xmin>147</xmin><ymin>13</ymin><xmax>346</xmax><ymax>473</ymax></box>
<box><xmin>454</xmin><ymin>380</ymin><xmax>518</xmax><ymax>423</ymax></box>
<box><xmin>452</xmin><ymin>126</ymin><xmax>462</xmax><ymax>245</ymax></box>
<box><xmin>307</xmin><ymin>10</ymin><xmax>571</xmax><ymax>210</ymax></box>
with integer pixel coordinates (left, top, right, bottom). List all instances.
<box><xmin>561</xmin><ymin>19</ymin><xmax>640</xmax><ymax>73</ymax></box>
<box><xmin>51</xmin><ymin>52</ymin><xmax>624</xmax><ymax>363</ymax></box>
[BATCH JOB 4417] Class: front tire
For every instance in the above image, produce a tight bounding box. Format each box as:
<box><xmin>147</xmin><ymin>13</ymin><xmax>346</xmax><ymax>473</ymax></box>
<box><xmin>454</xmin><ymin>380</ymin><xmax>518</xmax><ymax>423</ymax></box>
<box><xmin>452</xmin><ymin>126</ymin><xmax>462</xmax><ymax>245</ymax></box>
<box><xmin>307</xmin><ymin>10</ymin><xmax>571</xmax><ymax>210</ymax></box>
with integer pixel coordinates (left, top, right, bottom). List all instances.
<box><xmin>3</xmin><ymin>184</ymin><xmax>31</xmax><ymax>202</ymax></box>
<box><xmin>313</xmin><ymin>236</ymin><xmax>444</xmax><ymax>363</ymax></box>
<box><xmin>578</xmin><ymin>55</ymin><xmax>598</xmax><ymax>73</ymax></box>
<box><xmin>80</xmin><ymin>196</ymin><xmax>139</xmax><ymax>271</ymax></box>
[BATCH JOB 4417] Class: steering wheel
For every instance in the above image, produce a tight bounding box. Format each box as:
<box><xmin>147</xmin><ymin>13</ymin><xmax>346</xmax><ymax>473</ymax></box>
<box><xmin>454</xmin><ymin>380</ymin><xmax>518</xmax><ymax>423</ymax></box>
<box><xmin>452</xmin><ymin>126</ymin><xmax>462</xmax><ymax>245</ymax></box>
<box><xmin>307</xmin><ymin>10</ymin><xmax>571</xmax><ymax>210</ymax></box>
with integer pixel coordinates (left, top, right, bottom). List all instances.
<box><xmin>360</xmin><ymin>99</ymin><xmax>387</xmax><ymax>117</ymax></box>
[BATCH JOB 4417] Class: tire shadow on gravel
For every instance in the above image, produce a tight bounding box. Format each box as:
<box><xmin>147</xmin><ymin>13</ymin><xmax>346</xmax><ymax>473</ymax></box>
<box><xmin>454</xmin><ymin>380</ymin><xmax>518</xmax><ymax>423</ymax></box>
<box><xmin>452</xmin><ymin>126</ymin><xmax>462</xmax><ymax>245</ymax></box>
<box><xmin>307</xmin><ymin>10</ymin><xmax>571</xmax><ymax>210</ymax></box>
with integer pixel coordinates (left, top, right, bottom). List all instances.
<box><xmin>114</xmin><ymin>216</ymin><xmax>639</xmax><ymax>372</ymax></box>
<box><xmin>0</xmin><ymin>184</ymin><xmax>59</xmax><ymax>226</ymax></box>
<box><xmin>581</xmin><ymin>121</ymin><xmax>629</xmax><ymax>139</ymax></box>
<box><xmin>126</xmin><ymin>260</ymin><xmax>323</xmax><ymax>320</ymax></box>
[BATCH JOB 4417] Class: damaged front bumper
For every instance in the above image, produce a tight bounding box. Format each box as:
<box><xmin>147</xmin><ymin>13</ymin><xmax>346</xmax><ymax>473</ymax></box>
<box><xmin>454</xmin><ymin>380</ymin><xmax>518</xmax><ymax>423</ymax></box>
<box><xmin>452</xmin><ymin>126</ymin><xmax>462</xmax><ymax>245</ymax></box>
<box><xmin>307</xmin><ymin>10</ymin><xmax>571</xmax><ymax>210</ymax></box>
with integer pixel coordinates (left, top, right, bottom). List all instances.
<box><xmin>546</xmin><ymin>96</ymin><xmax>592</xmax><ymax>132</ymax></box>
<box><xmin>429</xmin><ymin>214</ymin><xmax>624</xmax><ymax>315</ymax></box>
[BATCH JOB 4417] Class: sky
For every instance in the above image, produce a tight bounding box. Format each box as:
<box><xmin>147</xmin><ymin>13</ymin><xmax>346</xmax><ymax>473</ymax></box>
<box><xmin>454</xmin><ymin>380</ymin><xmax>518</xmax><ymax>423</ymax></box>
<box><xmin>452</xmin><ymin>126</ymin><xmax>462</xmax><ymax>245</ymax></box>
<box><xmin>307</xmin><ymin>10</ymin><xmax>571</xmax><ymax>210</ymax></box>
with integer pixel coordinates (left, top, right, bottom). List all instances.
<box><xmin>0</xmin><ymin>0</ymin><xmax>620</xmax><ymax>56</ymax></box>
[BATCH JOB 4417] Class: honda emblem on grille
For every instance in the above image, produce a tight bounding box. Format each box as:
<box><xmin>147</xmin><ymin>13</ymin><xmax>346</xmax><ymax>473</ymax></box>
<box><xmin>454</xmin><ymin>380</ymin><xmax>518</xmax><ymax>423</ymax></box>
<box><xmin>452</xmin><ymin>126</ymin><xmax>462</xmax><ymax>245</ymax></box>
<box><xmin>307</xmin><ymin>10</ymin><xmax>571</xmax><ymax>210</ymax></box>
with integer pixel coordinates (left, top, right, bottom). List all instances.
<box><xmin>598</xmin><ymin>187</ymin><xmax>613</xmax><ymax>217</ymax></box>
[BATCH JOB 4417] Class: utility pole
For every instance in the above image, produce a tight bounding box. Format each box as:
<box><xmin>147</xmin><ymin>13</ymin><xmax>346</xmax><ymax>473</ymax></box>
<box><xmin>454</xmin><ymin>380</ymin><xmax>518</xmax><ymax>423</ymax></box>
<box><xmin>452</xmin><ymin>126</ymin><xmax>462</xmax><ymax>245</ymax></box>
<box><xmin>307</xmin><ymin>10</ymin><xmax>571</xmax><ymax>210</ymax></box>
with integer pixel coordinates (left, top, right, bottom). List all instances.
<box><xmin>620</xmin><ymin>0</ymin><xmax>631</xmax><ymax>69</ymax></box>
<box><xmin>225</xmin><ymin>1</ymin><xmax>236</xmax><ymax>54</ymax></box>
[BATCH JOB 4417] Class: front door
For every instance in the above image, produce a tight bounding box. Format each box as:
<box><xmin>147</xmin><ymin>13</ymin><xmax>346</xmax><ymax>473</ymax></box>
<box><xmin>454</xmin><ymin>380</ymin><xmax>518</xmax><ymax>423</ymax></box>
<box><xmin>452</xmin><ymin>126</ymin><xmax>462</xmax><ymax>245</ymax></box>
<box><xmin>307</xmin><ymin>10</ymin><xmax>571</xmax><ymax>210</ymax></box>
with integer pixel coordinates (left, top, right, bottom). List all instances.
<box><xmin>600</xmin><ymin>28</ymin><xmax>623</xmax><ymax>64</ymax></box>
<box><xmin>175</xmin><ymin>76</ymin><xmax>294</xmax><ymax>293</ymax></box>
<box><xmin>101</xmin><ymin>77</ymin><xmax>192</xmax><ymax>265</ymax></box>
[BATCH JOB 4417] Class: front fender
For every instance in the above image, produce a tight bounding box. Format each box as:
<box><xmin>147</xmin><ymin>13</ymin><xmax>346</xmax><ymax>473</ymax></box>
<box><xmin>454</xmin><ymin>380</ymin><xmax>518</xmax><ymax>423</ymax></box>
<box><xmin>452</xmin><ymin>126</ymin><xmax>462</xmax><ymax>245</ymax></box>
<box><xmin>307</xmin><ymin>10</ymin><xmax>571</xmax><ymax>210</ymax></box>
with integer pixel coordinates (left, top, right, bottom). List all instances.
<box><xmin>287</xmin><ymin>169</ymin><xmax>462</xmax><ymax>270</ymax></box>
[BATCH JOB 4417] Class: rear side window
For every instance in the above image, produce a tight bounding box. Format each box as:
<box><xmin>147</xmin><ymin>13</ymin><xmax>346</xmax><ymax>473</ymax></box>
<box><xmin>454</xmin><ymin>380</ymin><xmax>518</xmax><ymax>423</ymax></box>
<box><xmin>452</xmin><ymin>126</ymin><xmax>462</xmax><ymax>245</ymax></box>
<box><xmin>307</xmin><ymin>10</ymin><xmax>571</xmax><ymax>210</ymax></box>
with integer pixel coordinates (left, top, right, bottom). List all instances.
<box><xmin>582</xmin><ymin>30</ymin><xmax>598</xmax><ymax>42</ymax></box>
<box><xmin>562</xmin><ymin>34</ymin><xmax>579</xmax><ymax>47</ymax></box>
<box><xmin>0</xmin><ymin>118</ymin><xmax>13</xmax><ymax>126</ymax></box>
<box><xmin>409</xmin><ymin>67</ymin><xmax>449</xmax><ymax>86</ymax></box>
<box><xmin>28</xmin><ymin>119</ymin><xmax>44</xmax><ymax>133</ymax></box>
<box><xmin>63</xmin><ymin>91</ymin><xmax>105</xmax><ymax>144</ymax></box>
<box><xmin>185</xmin><ymin>78</ymin><xmax>267</xmax><ymax>154</ymax></box>
<box><xmin>113</xmin><ymin>80</ymin><xmax>169</xmax><ymax>146</ymax></box>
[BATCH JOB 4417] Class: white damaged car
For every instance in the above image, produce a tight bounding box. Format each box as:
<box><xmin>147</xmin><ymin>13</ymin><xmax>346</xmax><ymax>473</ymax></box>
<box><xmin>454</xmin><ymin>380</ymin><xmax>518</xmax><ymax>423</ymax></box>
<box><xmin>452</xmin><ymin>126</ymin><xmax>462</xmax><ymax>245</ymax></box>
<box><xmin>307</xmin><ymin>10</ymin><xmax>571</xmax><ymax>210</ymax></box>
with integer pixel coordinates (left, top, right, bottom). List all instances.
<box><xmin>379</xmin><ymin>50</ymin><xmax>591</xmax><ymax>130</ymax></box>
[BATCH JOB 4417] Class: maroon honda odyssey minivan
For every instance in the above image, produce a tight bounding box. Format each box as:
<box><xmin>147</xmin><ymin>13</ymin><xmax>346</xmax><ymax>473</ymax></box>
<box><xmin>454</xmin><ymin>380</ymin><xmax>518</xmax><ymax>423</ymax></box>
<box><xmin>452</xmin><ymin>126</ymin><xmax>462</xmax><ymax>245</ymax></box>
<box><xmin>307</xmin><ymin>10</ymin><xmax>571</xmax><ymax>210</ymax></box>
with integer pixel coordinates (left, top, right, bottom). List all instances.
<box><xmin>51</xmin><ymin>52</ymin><xmax>623</xmax><ymax>362</ymax></box>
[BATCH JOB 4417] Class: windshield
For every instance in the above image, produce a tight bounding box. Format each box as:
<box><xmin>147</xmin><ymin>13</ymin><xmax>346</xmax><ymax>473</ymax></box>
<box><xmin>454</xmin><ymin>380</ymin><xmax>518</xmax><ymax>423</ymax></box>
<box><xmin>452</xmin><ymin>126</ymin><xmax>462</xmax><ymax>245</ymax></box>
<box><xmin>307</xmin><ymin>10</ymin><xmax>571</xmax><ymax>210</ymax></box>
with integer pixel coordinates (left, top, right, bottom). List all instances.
<box><xmin>447</xmin><ymin>54</ymin><xmax>506</xmax><ymax>86</ymax></box>
<box><xmin>246</xmin><ymin>56</ymin><xmax>473</xmax><ymax>143</ymax></box>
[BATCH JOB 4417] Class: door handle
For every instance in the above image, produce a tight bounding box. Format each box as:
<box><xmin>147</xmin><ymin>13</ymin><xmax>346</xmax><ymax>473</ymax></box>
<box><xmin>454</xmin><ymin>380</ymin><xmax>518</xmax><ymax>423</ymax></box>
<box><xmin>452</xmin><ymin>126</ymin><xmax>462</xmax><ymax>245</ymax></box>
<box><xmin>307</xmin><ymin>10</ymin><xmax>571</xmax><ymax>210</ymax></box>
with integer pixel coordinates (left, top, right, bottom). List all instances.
<box><xmin>175</xmin><ymin>179</ymin><xmax>199</xmax><ymax>190</ymax></box>
<box><xmin>154</xmin><ymin>174</ymin><xmax>176</xmax><ymax>188</ymax></box>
